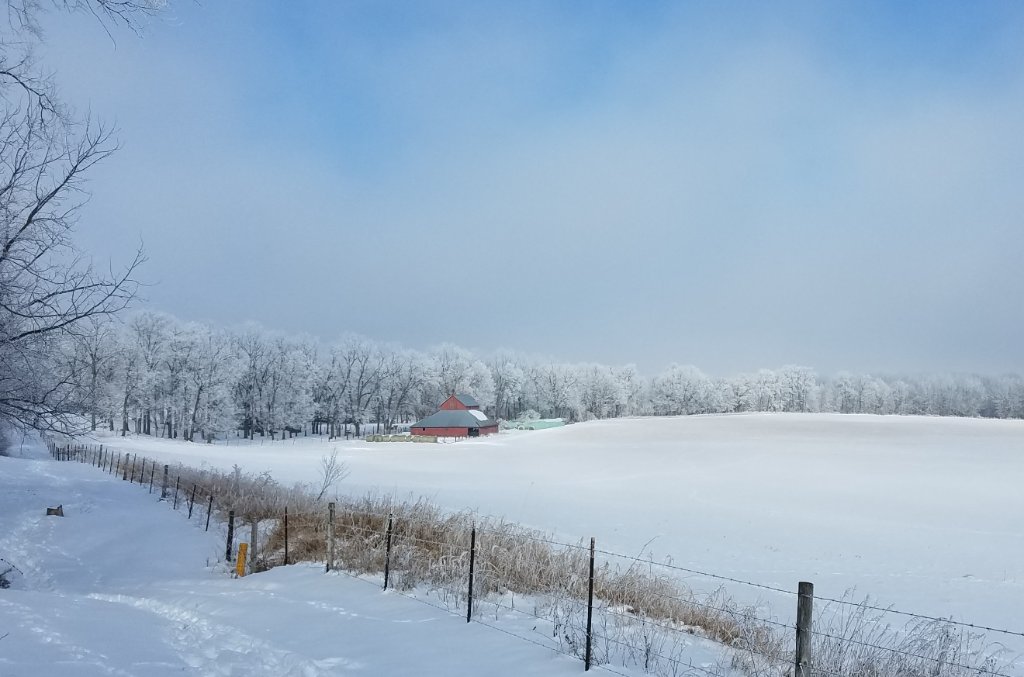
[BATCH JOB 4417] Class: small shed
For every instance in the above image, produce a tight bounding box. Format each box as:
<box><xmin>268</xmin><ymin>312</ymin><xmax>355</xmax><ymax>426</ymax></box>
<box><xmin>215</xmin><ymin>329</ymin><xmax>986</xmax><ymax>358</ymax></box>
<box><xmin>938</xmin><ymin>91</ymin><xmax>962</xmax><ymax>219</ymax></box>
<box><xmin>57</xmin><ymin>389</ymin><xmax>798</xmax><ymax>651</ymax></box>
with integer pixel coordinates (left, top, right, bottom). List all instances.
<box><xmin>412</xmin><ymin>395</ymin><xmax>498</xmax><ymax>437</ymax></box>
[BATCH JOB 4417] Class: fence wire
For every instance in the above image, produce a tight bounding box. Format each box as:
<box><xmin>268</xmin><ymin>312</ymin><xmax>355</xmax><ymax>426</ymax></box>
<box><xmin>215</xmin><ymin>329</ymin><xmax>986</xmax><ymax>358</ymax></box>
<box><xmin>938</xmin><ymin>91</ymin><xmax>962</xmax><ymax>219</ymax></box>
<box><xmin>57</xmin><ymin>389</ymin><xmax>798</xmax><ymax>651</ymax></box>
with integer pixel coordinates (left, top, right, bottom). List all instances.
<box><xmin>48</xmin><ymin>440</ymin><xmax>1024</xmax><ymax>677</ymax></box>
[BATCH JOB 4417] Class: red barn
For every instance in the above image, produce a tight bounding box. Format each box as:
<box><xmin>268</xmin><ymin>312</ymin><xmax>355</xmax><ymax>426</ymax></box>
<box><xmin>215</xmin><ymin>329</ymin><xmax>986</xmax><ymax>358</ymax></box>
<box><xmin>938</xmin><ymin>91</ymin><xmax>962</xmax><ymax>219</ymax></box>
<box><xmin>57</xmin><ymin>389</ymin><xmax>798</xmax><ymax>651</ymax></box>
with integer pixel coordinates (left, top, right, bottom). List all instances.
<box><xmin>412</xmin><ymin>394</ymin><xmax>499</xmax><ymax>437</ymax></box>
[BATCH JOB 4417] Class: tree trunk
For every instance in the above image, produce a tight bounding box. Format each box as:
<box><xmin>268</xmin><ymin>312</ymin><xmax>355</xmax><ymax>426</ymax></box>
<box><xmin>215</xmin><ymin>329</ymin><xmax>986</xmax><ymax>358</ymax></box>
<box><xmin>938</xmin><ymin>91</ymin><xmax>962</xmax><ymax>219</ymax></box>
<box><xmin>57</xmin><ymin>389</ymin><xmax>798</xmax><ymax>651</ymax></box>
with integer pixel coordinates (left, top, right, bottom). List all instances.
<box><xmin>189</xmin><ymin>386</ymin><xmax>203</xmax><ymax>442</ymax></box>
<box><xmin>121</xmin><ymin>390</ymin><xmax>130</xmax><ymax>437</ymax></box>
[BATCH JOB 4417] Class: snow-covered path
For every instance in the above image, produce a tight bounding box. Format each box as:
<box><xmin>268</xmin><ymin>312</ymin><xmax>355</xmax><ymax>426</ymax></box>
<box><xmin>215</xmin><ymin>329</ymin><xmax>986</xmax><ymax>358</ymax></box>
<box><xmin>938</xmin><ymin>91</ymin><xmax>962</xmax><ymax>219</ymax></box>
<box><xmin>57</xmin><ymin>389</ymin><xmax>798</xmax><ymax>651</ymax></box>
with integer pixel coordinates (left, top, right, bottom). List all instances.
<box><xmin>0</xmin><ymin>452</ymin><xmax>598</xmax><ymax>677</ymax></box>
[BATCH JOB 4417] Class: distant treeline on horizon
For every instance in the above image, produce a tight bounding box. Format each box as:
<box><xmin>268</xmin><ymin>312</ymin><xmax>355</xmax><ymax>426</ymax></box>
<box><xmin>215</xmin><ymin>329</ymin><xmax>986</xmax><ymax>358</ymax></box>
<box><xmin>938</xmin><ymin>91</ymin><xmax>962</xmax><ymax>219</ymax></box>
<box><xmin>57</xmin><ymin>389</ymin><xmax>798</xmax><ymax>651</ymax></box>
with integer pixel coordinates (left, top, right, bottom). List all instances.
<box><xmin>58</xmin><ymin>310</ymin><xmax>1023</xmax><ymax>441</ymax></box>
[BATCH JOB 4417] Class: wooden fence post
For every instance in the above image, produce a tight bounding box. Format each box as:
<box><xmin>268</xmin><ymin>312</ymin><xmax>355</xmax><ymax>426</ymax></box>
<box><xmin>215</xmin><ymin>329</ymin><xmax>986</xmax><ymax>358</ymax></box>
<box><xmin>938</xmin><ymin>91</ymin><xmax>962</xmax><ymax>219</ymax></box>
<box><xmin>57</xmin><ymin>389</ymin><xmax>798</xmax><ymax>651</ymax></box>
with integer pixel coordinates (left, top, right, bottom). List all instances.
<box><xmin>188</xmin><ymin>484</ymin><xmax>197</xmax><ymax>518</ymax></box>
<box><xmin>467</xmin><ymin>524</ymin><xmax>476</xmax><ymax>623</ymax></box>
<box><xmin>283</xmin><ymin>506</ymin><xmax>289</xmax><ymax>566</ymax></box>
<box><xmin>795</xmin><ymin>581</ymin><xmax>814</xmax><ymax>677</ymax></box>
<box><xmin>250</xmin><ymin>521</ymin><xmax>258</xmax><ymax>568</ymax></box>
<box><xmin>161</xmin><ymin>465</ymin><xmax>169</xmax><ymax>499</ymax></box>
<box><xmin>122</xmin><ymin>455</ymin><xmax>129</xmax><ymax>481</ymax></box>
<box><xmin>226</xmin><ymin>510</ymin><xmax>235</xmax><ymax>561</ymax></box>
<box><xmin>585</xmin><ymin>536</ymin><xmax>596</xmax><ymax>671</ymax></box>
<box><xmin>205</xmin><ymin>495</ymin><xmax>214</xmax><ymax>531</ymax></box>
<box><xmin>114</xmin><ymin>453</ymin><xmax>121</xmax><ymax>477</ymax></box>
<box><xmin>383</xmin><ymin>512</ymin><xmax>393</xmax><ymax>590</ymax></box>
<box><xmin>326</xmin><ymin>502</ymin><xmax>335</xmax><ymax>573</ymax></box>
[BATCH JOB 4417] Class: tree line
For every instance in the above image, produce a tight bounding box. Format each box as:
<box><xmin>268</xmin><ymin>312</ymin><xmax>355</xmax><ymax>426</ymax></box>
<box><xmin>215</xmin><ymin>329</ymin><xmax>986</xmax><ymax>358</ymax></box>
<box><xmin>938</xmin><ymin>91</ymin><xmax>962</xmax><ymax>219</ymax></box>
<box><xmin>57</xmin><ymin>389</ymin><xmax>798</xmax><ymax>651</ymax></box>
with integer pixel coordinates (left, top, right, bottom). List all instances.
<box><xmin>49</xmin><ymin>311</ymin><xmax>1024</xmax><ymax>441</ymax></box>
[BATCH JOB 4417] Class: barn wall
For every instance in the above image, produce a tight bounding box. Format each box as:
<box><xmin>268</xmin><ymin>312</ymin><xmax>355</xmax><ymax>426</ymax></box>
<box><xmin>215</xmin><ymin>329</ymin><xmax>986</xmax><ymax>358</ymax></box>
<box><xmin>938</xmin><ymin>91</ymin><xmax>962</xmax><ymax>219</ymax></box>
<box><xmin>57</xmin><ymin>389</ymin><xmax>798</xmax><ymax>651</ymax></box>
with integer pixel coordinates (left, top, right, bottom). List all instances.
<box><xmin>439</xmin><ymin>396</ymin><xmax>468</xmax><ymax>411</ymax></box>
<box><xmin>410</xmin><ymin>426</ymin><xmax>499</xmax><ymax>437</ymax></box>
<box><xmin>411</xmin><ymin>426</ymin><xmax>470</xmax><ymax>437</ymax></box>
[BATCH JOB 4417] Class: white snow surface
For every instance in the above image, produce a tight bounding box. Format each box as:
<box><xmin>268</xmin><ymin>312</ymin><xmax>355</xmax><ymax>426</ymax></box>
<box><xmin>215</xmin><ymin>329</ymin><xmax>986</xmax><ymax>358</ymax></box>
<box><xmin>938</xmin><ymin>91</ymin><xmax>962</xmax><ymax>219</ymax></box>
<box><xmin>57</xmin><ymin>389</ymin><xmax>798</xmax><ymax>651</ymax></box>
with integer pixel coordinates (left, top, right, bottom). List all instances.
<box><xmin>0</xmin><ymin>451</ymin><xmax>626</xmax><ymax>676</ymax></box>
<box><xmin>84</xmin><ymin>413</ymin><xmax>1024</xmax><ymax>649</ymax></box>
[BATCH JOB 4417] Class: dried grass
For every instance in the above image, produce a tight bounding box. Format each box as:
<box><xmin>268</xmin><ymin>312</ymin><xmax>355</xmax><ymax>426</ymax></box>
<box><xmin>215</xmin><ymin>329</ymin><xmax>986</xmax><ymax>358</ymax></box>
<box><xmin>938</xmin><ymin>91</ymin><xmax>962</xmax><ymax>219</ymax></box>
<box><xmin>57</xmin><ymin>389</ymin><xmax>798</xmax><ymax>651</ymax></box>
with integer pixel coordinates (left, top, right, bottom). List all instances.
<box><xmin>134</xmin><ymin>458</ymin><xmax>1016</xmax><ymax>677</ymax></box>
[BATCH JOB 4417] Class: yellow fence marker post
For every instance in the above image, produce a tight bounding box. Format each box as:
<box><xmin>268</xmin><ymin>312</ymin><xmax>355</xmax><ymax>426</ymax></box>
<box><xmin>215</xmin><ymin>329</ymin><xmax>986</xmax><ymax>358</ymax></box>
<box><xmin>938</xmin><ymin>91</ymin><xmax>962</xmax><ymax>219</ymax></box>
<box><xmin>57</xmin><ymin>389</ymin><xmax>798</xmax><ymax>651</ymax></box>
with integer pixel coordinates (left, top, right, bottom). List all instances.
<box><xmin>236</xmin><ymin>543</ymin><xmax>248</xmax><ymax>577</ymax></box>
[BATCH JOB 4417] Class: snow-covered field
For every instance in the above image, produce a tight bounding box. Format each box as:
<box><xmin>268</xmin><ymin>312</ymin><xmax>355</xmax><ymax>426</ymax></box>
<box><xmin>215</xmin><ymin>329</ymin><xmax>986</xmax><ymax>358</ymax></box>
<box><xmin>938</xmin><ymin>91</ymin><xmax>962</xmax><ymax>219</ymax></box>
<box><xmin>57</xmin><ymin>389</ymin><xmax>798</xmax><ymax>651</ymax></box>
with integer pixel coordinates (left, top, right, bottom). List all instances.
<box><xmin>0</xmin><ymin>449</ymin><xmax>635</xmax><ymax>676</ymax></box>
<box><xmin>83</xmin><ymin>413</ymin><xmax>1024</xmax><ymax>648</ymax></box>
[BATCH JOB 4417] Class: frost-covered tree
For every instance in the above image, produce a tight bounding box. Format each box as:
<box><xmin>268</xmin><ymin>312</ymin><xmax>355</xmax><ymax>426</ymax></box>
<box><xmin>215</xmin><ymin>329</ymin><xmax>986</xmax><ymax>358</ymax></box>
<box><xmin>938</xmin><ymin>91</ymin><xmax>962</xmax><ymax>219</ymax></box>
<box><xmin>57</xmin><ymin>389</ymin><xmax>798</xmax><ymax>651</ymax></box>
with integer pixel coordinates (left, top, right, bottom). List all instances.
<box><xmin>578</xmin><ymin>364</ymin><xmax>626</xmax><ymax>420</ymax></box>
<box><xmin>427</xmin><ymin>344</ymin><xmax>494</xmax><ymax>410</ymax></box>
<box><xmin>531</xmin><ymin>363</ymin><xmax>580</xmax><ymax>420</ymax></box>
<box><xmin>130</xmin><ymin>312</ymin><xmax>170</xmax><ymax>435</ymax></box>
<box><xmin>489</xmin><ymin>353</ymin><xmax>525</xmax><ymax>420</ymax></box>
<box><xmin>0</xmin><ymin>0</ymin><xmax>165</xmax><ymax>434</ymax></box>
<box><xmin>651</xmin><ymin>364</ymin><xmax>716</xmax><ymax>416</ymax></box>
<box><xmin>69</xmin><ymin>318</ymin><xmax>120</xmax><ymax>431</ymax></box>
<box><xmin>180</xmin><ymin>324</ymin><xmax>235</xmax><ymax>442</ymax></box>
<box><xmin>376</xmin><ymin>348</ymin><xmax>427</xmax><ymax>432</ymax></box>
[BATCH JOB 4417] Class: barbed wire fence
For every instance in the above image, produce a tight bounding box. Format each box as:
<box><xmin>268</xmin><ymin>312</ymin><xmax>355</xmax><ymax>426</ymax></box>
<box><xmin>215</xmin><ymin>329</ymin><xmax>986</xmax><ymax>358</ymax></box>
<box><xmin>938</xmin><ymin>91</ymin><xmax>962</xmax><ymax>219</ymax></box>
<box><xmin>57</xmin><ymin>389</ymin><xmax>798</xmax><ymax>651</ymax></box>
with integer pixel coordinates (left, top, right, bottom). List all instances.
<box><xmin>45</xmin><ymin>439</ymin><xmax>1022</xmax><ymax>677</ymax></box>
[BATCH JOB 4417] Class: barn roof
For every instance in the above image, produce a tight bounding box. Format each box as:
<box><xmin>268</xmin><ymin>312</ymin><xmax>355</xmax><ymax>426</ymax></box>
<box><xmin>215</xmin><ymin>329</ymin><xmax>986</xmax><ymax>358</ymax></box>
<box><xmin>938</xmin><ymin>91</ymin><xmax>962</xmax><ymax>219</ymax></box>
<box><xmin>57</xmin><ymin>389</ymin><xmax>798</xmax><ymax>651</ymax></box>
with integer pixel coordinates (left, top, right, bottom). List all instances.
<box><xmin>413</xmin><ymin>409</ymin><xmax>497</xmax><ymax>429</ymax></box>
<box><xmin>453</xmin><ymin>393</ymin><xmax>479</xmax><ymax>407</ymax></box>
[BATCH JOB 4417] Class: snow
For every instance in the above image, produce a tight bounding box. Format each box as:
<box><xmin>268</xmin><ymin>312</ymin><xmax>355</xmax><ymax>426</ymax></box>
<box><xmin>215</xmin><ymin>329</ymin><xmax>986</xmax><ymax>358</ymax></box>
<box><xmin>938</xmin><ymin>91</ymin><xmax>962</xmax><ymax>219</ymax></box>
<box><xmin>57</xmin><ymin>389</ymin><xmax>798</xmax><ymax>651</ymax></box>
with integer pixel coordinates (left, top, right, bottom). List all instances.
<box><xmin>80</xmin><ymin>413</ymin><xmax>1024</xmax><ymax>652</ymax></box>
<box><xmin>468</xmin><ymin>409</ymin><xmax>488</xmax><ymax>421</ymax></box>
<box><xmin>0</xmin><ymin>451</ymin><xmax>632</xmax><ymax>676</ymax></box>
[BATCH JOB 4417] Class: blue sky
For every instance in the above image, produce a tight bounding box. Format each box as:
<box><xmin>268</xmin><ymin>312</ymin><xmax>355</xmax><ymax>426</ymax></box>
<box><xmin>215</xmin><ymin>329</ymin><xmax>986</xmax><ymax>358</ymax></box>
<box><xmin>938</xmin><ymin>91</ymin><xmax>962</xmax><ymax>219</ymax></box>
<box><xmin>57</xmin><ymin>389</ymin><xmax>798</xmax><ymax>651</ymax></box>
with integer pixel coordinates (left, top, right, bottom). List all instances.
<box><xmin>38</xmin><ymin>1</ymin><xmax>1024</xmax><ymax>375</ymax></box>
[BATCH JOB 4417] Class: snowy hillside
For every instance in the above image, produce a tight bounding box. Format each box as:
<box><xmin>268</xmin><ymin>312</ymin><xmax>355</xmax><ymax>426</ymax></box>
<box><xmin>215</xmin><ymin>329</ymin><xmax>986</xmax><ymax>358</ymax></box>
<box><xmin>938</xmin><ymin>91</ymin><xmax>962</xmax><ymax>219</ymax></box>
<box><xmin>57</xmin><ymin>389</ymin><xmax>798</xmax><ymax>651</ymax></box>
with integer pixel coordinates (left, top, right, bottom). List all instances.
<box><xmin>85</xmin><ymin>413</ymin><xmax>1024</xmax><ymax>649</ymax></box>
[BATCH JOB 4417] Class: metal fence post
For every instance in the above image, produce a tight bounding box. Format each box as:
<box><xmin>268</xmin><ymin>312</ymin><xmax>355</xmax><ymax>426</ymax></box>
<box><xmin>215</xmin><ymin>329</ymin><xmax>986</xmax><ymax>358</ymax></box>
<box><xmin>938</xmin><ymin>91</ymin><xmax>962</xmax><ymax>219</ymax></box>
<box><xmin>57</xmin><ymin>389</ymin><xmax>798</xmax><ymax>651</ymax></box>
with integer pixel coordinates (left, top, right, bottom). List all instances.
<box><xmin>188</xmin><ymin>484</ymin><xmax>197</xmax><ymax>518</ymax></box>
<box><xmin>284</xmin><ymin>506</ymin><xmax>289</xmax><ymax>566</ymax></box>
<box><xmin>795</xmin><ymin>581</ymin><xmax>814</xmax><ymax>677</ymax></box>
<box><xmin>172</xmin><ymin>476</ymin><xmax>180</xmax><ymax>509</ymax></box>
<box><xmin>226</xmin><ymin>510</ymin><xmax>235</xmax><ymax>562</ymax></box>
<box><xmin>585</xmin><ymin>536</ymin><xmax>596</xmax><ymax>671</ymax></box>
<box><xmin>205</xmin><ymin>495</ymin><xmax>214</xmax><ymax>531</ymax></box>
<box><xmin>129</xmin><ymin>454</ymin><xmax>137</xmax><ymax>483</ymax></box>
<box><xmin>383</xmin><ymin>512</ymin><xmax>393</xmax><ymax>590</ymax></box>
<box><xmin>326</xmin><ymin>502</ymin><xmax>335</xmax><ymax>573</ymax></box>
<box><xmin>122</xmin><ymin>455</ymin><xmax>129</xmax><ymax>481</ymax></box>
<box><xmin>467</xmin><ymin>524</ymin><xmax>476</xmax><ymax>623</ymax></box>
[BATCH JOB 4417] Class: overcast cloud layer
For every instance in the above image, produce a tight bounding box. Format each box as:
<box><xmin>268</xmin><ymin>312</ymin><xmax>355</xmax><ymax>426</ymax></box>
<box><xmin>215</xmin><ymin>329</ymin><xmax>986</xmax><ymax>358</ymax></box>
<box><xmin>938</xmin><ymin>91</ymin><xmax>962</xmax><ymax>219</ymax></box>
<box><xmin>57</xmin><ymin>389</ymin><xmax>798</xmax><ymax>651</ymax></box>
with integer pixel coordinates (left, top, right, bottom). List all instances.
<box><xmin>37</xmin><ymin>1</ymin><xmax>1024</xmax><ymax>375</ymax></box>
